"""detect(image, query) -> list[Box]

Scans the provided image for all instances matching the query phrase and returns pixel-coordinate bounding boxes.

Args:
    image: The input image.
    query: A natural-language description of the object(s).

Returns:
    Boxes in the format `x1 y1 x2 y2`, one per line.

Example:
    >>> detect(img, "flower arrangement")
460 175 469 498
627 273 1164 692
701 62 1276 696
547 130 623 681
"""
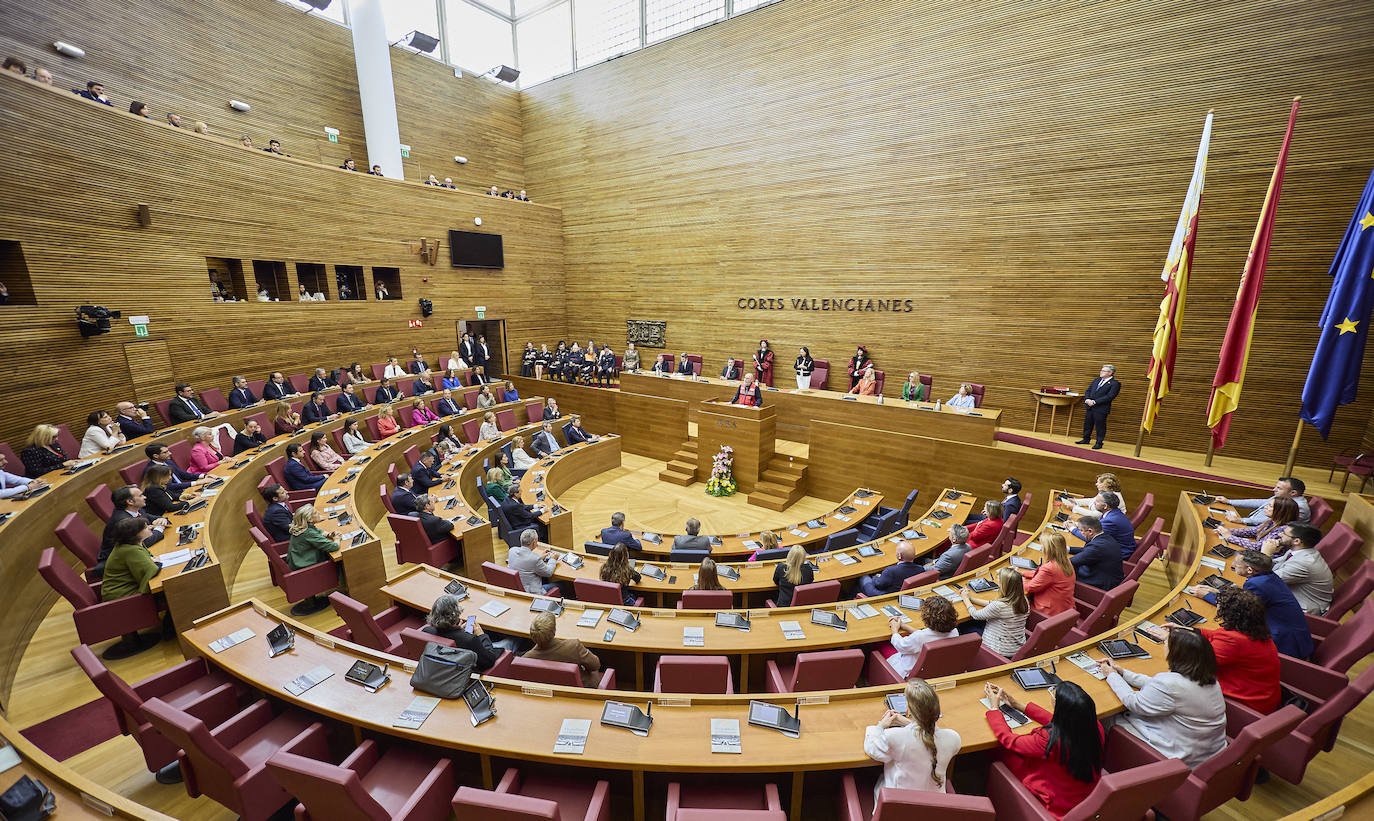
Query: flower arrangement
705 445 737 497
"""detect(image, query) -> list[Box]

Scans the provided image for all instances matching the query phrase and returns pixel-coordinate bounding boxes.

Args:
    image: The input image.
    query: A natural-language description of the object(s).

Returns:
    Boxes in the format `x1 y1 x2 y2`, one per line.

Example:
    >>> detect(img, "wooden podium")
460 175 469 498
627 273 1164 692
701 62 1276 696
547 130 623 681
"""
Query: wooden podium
697 399 775 493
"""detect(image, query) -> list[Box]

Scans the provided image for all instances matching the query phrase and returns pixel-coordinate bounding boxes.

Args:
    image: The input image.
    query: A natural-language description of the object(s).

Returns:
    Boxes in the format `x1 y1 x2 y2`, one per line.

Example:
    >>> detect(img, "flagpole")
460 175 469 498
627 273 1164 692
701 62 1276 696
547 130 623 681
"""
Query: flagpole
1133 406 1148 457
1282 420 1303 477
1205 437 1215 467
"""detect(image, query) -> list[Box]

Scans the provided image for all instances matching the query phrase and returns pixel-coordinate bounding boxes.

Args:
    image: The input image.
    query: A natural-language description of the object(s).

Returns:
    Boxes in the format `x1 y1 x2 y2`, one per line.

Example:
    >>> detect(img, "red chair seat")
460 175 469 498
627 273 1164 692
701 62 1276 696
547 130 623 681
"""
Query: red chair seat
453 767 611 821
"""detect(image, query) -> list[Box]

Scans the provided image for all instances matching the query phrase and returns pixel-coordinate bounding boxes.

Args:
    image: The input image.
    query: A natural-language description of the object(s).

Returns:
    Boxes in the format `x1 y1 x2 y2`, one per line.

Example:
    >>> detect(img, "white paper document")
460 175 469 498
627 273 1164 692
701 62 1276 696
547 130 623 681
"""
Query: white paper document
554 718 591 754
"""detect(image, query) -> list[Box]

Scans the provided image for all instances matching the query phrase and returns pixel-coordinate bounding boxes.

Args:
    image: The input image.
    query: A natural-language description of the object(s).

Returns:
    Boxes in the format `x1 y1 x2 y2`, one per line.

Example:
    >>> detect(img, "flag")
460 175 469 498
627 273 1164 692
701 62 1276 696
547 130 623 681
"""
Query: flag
1299 169 1374 438
1142 113 1212 433
1206 99 1300 450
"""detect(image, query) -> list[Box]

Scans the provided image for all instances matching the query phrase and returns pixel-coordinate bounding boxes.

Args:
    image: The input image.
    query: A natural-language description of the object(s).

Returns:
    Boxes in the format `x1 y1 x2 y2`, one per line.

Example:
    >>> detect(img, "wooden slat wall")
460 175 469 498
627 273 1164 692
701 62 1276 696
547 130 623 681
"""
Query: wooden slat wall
520 0 1374 468
0 75 565 452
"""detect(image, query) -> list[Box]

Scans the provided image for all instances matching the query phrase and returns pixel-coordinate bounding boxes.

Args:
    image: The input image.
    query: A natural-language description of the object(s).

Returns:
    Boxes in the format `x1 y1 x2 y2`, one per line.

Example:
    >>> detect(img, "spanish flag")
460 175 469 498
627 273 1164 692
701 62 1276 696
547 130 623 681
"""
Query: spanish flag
1142 113 1212 434
1206 99 1299 450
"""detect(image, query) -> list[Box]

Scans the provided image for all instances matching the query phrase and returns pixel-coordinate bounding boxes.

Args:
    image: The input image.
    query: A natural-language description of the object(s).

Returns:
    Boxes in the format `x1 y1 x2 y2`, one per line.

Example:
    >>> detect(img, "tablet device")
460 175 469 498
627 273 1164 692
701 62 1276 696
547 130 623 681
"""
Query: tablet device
967 578 998 593
1202 517 1224 529
716 564 740 581
715 612 751 631
884 693 906 713
1053 512 1069 522
1201 574 1233 590
530 598 564 615
747 700 800 737
855 490 875 498
857 545 882 558
838 505 857 515
1009 556 1039 570
1208 544 1236 559
608 609 640 631
443 579 469 599
1098 639 1150 659
345 660 390 690
897 594 923 611
930 510 951 520
601 700 653 736
267 623 295 657
350 532 367 547
462 680 496 726
1166 608 1205 627
810 609 847 631
1192 494 1216 505
945 491 962 501
639 565 666 581
1011 667 1060 691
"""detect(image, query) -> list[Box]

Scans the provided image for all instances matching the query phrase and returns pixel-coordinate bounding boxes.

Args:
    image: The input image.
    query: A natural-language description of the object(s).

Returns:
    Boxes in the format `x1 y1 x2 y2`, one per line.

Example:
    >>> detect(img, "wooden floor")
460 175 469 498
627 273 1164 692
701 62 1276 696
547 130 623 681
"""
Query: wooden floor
8 445 1372 820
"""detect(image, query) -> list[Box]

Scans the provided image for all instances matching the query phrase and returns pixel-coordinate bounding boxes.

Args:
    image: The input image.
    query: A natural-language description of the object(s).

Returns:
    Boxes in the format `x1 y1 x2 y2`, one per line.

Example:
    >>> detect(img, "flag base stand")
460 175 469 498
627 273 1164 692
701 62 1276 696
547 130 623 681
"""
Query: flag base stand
1204 438 1216 467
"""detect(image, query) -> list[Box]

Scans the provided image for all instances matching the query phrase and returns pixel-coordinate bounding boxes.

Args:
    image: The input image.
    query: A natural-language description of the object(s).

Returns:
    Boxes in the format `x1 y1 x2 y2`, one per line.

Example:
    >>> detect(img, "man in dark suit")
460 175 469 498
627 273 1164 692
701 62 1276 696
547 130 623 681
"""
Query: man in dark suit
411 451 443 491
307 368 331 392
416 494 456 543
460 333 477 370
283 444 325 491
76 81 114 106
115 402 155 439
410 348 430 375
1076 364 1121 449
855 540 922 597
731 374 762 407
1069 515 1124 590
676 353 695 376
564 415 593 445
262 372 297 401
168 383 211 424
651 354 673 374
600 512 642 552
96 485 167 575
542 399 562 420
144 444 202 493
391 473 419 515
412 371 436 395
233 419 268 454
301 392 334 424
967 478 1022 525
228 376 259 409
335 383 366 413
374 378 401 404
532 421 559 457
720 360 740 380
259 485 293 542
434 389 462 416
1072 492 1137 561
499 488 546 539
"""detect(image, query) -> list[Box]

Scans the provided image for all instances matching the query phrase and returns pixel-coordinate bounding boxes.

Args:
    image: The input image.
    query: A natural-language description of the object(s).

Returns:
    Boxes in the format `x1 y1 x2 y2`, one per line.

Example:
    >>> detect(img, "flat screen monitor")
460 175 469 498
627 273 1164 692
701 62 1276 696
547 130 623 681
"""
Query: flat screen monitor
449 230 504 269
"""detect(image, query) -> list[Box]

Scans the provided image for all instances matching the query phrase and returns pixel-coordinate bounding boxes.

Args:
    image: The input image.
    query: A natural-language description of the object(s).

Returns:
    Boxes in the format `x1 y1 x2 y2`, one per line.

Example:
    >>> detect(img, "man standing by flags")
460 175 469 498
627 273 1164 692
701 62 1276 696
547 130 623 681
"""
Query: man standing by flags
1076 365 1121 449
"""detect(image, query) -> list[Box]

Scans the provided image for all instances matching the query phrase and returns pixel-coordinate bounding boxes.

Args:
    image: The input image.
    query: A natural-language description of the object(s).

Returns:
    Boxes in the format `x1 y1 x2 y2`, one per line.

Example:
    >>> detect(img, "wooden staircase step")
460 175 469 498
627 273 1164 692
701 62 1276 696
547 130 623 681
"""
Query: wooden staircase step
747 491 792 512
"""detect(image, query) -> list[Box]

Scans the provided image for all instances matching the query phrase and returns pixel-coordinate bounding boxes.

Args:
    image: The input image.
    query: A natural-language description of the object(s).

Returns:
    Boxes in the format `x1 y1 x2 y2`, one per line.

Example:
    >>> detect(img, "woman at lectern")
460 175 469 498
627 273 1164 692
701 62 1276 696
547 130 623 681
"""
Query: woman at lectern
753 339 775 387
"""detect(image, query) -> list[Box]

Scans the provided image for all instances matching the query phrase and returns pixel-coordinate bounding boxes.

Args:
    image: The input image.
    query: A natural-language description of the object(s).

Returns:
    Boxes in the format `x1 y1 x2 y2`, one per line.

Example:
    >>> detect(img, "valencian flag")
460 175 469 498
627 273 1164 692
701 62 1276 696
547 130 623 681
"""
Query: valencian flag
1143 113 1213 433
1206 99 1299 450
1299 169 1374 438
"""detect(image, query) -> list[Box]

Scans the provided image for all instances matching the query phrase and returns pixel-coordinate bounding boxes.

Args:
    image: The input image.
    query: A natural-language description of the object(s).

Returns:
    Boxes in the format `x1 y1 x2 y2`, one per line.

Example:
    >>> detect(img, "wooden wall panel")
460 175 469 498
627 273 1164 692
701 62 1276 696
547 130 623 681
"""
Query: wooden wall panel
520 0 1374 469
0 75 564 452
508 375 688 461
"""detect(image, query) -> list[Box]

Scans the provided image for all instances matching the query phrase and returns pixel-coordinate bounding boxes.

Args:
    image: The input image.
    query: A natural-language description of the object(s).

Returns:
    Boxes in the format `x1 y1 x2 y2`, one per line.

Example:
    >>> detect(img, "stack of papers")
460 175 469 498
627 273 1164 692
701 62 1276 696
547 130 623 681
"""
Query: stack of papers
577 609 605 628
157 549 195 567
846 603 880 620
933 585 961 602
1065 651 1107 680
711 719 742 753
554 719 591 754
284 665 334 696
209 628 254 653
479 601 511 617
683 627 705 647
780 621 805 640
393 696 441 729
834 553 858 566
789 529 809 538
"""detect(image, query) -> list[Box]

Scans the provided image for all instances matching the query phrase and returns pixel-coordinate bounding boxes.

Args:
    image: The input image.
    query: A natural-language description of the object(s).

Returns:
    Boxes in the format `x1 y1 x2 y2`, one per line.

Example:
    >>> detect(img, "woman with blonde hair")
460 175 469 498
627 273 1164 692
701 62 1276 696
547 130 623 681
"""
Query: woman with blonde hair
863 678 961 799
479 411 500 441
849 364 878 396
272 400 302 437
141 463 193 516
375 404 399 438
21 424 75 478
446 349 468 372
689 557 727 591
1071 473 1127 516
771 544 815 607
484 466 509 501
287 505 339 570
1021 532 1076 617
961 567 1029 657
511 435 537 472
947 383 977 408
901 372 925 402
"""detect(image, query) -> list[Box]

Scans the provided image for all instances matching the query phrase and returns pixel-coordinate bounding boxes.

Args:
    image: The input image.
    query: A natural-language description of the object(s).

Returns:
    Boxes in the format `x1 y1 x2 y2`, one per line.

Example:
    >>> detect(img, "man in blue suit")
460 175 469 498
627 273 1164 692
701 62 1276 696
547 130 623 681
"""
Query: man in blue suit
307 368 331 393
115 402 155 439
599 512 642 552
259 485 293 542
565 415 593 445
143 443 202 493
228 376 259 409
1076 364 1121 450
1189 549 1312 658
301 392 334 424
410 451 443 491
282 444 325 491
856 540 922 597
434 389 462 416
335 383 366 413
1072 491 1136 561
1069 515 1124 590
390 473 418 515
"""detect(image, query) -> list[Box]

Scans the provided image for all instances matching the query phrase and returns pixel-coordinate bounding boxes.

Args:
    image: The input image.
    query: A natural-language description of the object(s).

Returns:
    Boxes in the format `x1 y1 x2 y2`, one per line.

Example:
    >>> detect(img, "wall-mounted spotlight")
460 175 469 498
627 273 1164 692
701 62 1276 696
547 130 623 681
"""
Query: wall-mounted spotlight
52 41 86 58
229 100 251 112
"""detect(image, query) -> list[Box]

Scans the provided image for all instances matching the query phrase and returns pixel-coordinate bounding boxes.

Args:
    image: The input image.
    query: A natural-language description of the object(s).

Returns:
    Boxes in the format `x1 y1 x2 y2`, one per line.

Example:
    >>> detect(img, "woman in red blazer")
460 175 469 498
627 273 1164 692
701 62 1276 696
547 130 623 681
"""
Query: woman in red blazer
965 500 1004 549
1021 532 1076 617
1196 587 1280 713
985 680 1104 819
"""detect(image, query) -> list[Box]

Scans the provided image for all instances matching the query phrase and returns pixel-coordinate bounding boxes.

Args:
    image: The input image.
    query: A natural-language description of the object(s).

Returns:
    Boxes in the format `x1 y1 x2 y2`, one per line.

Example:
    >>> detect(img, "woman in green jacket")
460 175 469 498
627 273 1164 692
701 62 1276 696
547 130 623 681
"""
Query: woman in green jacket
485 467 508 503
101 516 162 601
901 372 926 402
287 504 340 570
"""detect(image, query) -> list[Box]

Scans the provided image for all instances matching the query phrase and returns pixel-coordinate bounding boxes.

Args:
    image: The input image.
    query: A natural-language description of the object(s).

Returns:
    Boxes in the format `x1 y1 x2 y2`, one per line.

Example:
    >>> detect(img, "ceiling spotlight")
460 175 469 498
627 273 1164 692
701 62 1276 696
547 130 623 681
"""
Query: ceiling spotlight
52 41 86 58
482 65 520 83
392 30 440 53
229 100 251 112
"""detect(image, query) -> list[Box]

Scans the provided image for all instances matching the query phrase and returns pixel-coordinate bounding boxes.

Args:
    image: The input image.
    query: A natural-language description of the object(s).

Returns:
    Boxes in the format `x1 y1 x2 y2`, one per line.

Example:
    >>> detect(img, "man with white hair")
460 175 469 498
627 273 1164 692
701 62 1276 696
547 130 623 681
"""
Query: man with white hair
1076 364 1120 449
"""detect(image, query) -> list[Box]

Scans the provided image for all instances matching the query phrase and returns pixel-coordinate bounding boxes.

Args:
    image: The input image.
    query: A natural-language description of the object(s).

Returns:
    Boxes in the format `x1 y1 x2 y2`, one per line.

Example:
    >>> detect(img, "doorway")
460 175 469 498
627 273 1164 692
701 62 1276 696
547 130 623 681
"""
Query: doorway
458 318 507 378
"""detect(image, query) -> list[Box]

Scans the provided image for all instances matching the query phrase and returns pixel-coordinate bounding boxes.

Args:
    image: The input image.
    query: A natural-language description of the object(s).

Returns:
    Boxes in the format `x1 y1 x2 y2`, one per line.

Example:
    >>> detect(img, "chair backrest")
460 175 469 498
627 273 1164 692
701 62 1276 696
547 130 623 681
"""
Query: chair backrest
462 418 482 444
509 657 584 688
328 592 390 652
918 374 933 396
911 633 983 679
54 423 82 457
988 521 1016 557
38 548 97 609
86 482 114 522
1078 580 1139 637
1312 600 1374 673
1010 610 1079 661
0 442 18 469
1186 705 1304 816
54 512 100 568
70 644 147 726
330 427 347 455
954 544 993 575
364 415 382 440
1308 495 1333 529
899 569 939 591
403 445 421 467
492 408 514 432
370 363 386 380
216 427 235 456
247 378 267 397
250 526 292 577
583 541 614 557
153 398 175 427
1061 757 1191 821
574 578 625 606
561 422 575 442
752 547 791 561
141 697 249 803
669 548 711 563
872 370 886 394
388 463 399 486
809 360 829 390
452 785 564 820
1124 545 1161 584
686 354 703 375
398 406 416 428
168 438 191 469
264 750 387 821
895 488 920 525
380 482 396 514
787 649 864 691
1130 517 1165 563
119 459 149 486
526 402 545 424
199 388 228 412
1292 664 1374 762
790 580 841 606
966 383 985 408
288 373 309 393
1008 491 1033 530
823 528 863 552
871 789 996 821
1328 561 1374 621
1316 522 1362 573
680 589 733 610
657 655 732 694
1128 492 1155 530
482 561 524 592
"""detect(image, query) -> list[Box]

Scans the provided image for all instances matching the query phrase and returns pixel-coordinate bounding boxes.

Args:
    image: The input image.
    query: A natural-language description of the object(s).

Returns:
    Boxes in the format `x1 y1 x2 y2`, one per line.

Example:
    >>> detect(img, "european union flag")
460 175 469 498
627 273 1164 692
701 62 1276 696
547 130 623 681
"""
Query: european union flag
1301 169 1374 438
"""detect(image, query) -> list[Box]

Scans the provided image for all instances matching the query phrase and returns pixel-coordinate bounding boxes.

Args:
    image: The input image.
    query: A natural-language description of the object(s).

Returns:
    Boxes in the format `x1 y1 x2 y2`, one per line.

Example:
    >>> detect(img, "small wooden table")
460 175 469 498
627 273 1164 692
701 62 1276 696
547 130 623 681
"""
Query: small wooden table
1029 390 1083 437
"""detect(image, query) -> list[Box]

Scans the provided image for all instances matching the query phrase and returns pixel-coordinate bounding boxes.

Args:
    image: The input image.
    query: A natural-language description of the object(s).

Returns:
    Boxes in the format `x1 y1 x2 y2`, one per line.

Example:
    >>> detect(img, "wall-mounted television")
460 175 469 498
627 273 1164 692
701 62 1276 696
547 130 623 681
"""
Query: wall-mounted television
449 230 504 269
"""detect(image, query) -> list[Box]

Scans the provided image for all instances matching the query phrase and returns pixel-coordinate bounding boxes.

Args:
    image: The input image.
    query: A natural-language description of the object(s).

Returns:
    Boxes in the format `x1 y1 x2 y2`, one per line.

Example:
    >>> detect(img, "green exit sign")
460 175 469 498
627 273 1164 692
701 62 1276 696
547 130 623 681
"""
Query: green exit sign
400 145 411 159
134 324 149 337
327 133 338 143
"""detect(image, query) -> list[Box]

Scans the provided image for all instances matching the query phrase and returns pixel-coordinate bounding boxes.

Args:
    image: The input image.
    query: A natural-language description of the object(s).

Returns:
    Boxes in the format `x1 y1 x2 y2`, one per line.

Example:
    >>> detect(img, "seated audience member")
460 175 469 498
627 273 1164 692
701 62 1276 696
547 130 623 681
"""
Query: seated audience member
144 443 204 492
301 392 334 424
98 485 167 571
411 450 443 491
479 412 501 442
1098 627 1226 767
947 383 977 408
517 342 535 378
100 516 161 603
76 80 113 106
731 373 763 407
600 512 642 552
287 505 339 571
240 135 254 148
773 545 815 607
413 370 436 396
543 398 563 420
524 612 604 687
374 376 402 404
984 680 1103 819
424 174 441 186
434 389 462 416
228 375 259 409
443 178 457 188
233 418 268 454
433 423 463 453
115 401 155 439
260 485 293 542
414 494 455 544
961 567 1029 657
651 353 672 375
965 500 1004 549
562 344 583 383
1068 516 1123 590
721 357 742 381
1021 532 1076 617
864 679 961 801
346 363 371 384
298 284 312 301
597 346 618 387
968 478 1022 524
187 426 223 474
35 67 54 85
887 597 960 678
516 189 530 201
1268 523 1333 615
901 372 925 402
340 158 357 171
793 347 813 390
510 435 537 472
500 488 546 541
410 348 430 374
503 384 520 402
447 346 469 371
283 443 325 492
262 371 297 401
565 415 594 445
748 530 780 562
509 528 560 594
140 464 192 517
484 467 508 502
917 524 971 580
410 398 439 427
129 101 152 118
489 452 514 494
376 404 400 438
336 382 366 413
4 57 26 75
1216 476 1311 525
390 473 418 516
846 345 871 390
168 383 212 424
857 540 923 598
1070 491 1136 560
193 121 210 134
164 112 183 127
1195 588 1281 713
368 164 383 175
0 451 46 499
689 557 727 592
307 368 330 392
849 365 878 396
675 353 695 376
21 425 75 478
620 342 640 373
307 431 344 472
1069 473 1128 517
1188 548 1313 659
673 518 710 551
341 419 369 455
600 543 644 605
383 356 407 380
1213 496 1299 552
532 421 559 456
487 185 500 196
476 386 497 410
441 367 465 391
273 400 303 436
79 409 127 457
422 594 502 671
375 282 389 300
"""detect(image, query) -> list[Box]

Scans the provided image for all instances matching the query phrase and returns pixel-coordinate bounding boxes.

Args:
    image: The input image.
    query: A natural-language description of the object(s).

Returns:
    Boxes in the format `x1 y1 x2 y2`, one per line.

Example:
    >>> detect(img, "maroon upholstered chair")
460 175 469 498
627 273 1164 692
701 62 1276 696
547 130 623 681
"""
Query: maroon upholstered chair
71 645 239 775
462 418 482 444
1079 549 1158 610
918 374 933 399
1127 517 1165 564
764 648 864 693
953 543 994 576
1064 580 1139 645
403 445 422 467
199 388 229 412
508 657 616 690
1308 495 1333 529
1315 522 1362 573
1309 561 1374 633
1309 599 1374 674
247 378 267 397
987 754 1190 821
482 561 525 592
464 390 480 410
685 354 703 376
380 482 397 515
1127 493 1155 530
398 627 456 660
370 363 387 380
168 438 192 469
839 773 996 821
54 512 102 579
0 442 18 469
667 781 784 820
39 548 160 652
216 427 236 456
389 513 460 569
387 463 400 486
766 579 840 608
119 459 150 486
265 457 317 503
288 373 310 393
496 408 518 431
452 767 610 821
363 385 381 405
327 592 424 655
574 578 644 607
142 696 328 821
1101 704 1304 821
808 359 829 389
966 383 985 408
866 633 983 685
265 741 455 821
526 401 546 424
655 656 734 694
974 610 1079 668
330 427 348 455
85 482 114 522
153 398 176 427
872 370 886 395
251 527 337 614
678 589 734 610
54 423 82 457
